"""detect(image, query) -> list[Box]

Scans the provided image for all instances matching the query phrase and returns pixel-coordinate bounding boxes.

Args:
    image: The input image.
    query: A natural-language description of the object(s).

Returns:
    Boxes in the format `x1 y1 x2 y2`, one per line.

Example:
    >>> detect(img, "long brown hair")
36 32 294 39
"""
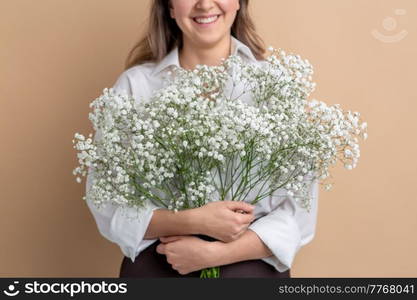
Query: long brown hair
124 0 266 70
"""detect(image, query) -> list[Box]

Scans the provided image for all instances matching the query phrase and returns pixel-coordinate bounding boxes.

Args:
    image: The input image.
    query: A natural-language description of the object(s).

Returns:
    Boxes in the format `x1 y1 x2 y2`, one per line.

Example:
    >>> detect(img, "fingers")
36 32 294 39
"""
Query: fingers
239 212 255 224
226 200 255 213
159 235 182 243
156 243 165 254
157 236 183 254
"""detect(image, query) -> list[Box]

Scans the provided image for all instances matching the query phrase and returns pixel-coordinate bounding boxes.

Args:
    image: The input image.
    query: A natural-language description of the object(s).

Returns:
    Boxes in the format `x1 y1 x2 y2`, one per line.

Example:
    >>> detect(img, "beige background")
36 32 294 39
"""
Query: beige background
1 0 416 277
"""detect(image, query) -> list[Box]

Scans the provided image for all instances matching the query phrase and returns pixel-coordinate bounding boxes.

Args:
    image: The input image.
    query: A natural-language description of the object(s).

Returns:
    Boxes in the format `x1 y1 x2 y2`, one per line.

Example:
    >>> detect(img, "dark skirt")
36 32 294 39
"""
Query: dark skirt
119 235 291 278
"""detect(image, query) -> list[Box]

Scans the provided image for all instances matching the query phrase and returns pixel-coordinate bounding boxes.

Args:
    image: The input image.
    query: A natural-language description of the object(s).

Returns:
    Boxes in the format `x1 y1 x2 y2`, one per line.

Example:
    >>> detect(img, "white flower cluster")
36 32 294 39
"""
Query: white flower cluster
72 47 368 213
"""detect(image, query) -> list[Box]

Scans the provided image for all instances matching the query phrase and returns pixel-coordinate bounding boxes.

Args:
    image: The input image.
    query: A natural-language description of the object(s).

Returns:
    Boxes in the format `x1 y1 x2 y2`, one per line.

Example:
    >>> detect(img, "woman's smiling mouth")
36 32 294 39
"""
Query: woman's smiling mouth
192 14 221 26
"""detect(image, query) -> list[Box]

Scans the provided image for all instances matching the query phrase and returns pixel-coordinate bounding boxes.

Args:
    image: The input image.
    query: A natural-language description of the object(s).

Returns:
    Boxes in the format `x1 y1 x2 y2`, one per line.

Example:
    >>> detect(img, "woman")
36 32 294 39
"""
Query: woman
86 0 319 278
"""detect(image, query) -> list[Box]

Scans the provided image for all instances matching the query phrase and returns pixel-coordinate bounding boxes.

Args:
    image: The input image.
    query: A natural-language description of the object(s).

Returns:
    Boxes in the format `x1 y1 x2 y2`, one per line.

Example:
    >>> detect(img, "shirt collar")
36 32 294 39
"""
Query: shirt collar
150 36 258 77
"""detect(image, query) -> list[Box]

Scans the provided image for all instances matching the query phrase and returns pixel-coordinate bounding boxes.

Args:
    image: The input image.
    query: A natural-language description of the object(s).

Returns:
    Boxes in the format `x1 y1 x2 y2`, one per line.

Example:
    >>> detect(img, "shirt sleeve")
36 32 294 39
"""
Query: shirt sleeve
248 172 319 272
85 70 162 263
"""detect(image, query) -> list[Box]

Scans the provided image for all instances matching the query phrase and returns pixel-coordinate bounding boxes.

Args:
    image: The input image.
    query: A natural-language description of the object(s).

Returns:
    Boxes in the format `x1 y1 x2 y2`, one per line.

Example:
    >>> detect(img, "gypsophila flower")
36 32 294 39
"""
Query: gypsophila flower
73 47 368 216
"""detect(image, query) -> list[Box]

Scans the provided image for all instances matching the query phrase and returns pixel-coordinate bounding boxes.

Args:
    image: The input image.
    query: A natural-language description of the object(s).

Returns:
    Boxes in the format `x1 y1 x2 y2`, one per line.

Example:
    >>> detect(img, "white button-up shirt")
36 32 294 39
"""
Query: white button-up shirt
86 36 319 273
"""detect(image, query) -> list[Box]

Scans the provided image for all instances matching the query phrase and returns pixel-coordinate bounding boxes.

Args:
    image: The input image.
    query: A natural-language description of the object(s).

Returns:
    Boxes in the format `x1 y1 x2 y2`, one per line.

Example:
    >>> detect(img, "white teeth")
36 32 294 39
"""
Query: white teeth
194 15 219 24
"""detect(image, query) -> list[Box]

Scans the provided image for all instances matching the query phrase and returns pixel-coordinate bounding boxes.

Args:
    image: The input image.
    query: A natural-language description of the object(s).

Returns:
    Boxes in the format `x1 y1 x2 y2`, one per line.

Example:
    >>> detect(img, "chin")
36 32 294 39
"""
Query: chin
193 33 228 46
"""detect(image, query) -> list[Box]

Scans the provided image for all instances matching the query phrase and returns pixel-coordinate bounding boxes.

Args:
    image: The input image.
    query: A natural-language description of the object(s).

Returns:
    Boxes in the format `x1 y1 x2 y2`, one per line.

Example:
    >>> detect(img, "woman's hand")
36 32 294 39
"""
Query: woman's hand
156 235 219 275
194 200 256 242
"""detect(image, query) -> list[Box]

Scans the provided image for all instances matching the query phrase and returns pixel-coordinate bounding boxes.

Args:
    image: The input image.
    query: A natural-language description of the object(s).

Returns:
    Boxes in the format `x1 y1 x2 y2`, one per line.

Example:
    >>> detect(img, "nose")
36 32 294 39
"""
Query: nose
195 0 215 11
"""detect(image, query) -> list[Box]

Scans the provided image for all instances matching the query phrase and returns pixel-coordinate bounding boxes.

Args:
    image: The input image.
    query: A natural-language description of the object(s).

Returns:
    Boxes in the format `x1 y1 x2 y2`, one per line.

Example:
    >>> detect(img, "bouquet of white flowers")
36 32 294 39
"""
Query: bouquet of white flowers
72 47 368 278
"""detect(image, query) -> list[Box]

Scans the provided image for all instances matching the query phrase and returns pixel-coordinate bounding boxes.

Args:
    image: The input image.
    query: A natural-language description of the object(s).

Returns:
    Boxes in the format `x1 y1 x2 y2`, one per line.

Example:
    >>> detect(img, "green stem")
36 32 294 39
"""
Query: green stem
200 266 220 278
